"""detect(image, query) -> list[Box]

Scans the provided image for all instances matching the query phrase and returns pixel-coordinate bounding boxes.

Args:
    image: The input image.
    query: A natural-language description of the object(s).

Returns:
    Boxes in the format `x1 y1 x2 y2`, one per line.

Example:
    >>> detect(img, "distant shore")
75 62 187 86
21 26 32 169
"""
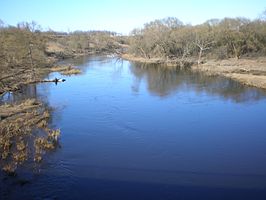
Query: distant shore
122 54 266 90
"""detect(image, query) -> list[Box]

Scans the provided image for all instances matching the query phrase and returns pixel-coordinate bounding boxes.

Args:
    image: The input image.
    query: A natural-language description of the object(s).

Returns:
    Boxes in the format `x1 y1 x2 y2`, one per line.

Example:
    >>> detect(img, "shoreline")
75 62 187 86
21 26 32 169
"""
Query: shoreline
122 54 266 90
191 58 266 90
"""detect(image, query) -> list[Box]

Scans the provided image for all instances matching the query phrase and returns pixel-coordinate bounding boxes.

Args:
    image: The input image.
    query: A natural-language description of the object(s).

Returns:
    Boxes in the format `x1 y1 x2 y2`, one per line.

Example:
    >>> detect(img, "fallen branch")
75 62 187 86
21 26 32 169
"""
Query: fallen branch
26 78 66 84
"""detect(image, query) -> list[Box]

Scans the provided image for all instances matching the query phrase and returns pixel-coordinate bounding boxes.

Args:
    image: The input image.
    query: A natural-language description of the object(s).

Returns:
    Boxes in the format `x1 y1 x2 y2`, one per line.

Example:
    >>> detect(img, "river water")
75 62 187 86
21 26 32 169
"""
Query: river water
1 56 266 199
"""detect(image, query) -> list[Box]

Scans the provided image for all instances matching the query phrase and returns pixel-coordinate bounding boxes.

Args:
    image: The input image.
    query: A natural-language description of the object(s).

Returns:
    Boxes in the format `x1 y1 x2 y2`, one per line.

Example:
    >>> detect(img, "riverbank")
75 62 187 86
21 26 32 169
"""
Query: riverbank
121 53 189 67
0 64 81 96
122 54 266 90
0 46 83 174
0 99 60 174
0 40 84 96
191 58 266 89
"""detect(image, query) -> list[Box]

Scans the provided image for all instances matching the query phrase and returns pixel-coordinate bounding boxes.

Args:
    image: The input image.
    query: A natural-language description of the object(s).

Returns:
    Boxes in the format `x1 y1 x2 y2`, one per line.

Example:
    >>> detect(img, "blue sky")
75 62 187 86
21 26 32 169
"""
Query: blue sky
0 0 265 34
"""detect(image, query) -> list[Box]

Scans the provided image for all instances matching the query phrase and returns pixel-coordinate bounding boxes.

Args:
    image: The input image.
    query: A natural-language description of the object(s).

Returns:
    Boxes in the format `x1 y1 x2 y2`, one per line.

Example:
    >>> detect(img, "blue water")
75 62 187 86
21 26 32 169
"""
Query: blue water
1 56 266 200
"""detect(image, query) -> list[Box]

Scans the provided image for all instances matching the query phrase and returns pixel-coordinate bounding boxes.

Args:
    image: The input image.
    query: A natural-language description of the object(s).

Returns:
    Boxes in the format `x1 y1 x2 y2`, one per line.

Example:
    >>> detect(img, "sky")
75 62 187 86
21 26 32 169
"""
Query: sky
0 0 265 34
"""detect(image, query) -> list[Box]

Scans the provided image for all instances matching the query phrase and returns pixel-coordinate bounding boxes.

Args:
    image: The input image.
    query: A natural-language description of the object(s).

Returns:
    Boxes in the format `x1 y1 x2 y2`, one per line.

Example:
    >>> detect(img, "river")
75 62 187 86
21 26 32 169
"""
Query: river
1 56 266 200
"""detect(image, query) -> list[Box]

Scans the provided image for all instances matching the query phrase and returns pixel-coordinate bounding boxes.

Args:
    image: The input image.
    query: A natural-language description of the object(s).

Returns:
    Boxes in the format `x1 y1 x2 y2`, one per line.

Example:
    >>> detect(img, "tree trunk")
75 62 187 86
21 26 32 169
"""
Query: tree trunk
28 44 35 79
197 48 203 65
139 47 148 59
232 43 240 60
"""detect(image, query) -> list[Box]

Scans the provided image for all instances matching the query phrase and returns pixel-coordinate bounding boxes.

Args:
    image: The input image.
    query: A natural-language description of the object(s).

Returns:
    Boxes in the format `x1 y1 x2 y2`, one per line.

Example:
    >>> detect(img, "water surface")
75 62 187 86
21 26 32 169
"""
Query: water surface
1 56 266 200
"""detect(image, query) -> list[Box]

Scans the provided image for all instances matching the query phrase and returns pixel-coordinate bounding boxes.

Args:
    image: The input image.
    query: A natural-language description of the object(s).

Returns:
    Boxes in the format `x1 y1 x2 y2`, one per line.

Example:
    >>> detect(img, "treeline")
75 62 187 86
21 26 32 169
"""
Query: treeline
1 14 266 93
45 30 126 59
0 21 124 94
129 16 266 66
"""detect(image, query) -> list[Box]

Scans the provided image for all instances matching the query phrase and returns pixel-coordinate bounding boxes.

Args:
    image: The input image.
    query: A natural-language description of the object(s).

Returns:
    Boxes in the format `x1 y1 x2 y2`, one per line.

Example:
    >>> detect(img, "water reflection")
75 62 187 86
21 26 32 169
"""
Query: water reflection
0 84 38 104
129 62 266 102
59 55 117 69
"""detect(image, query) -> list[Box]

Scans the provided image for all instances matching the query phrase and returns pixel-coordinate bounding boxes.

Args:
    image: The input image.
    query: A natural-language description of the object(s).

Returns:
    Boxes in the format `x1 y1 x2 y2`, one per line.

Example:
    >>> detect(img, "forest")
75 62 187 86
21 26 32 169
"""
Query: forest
128 16 266 66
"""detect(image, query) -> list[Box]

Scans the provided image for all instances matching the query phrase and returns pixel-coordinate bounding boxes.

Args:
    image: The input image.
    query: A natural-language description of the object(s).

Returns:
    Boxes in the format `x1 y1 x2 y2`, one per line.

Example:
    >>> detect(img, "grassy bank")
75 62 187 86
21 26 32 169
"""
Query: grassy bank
121 53 194 67
0 99 60 174
122 53 266 90
191 58 266 89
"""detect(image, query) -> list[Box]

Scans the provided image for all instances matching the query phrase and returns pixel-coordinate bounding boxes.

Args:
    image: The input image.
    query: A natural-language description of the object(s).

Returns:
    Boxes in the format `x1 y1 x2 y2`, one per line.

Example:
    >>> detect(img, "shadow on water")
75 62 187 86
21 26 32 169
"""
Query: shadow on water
59 55 115 68
1 174 266 200
129 62 266 103
0 84 40 105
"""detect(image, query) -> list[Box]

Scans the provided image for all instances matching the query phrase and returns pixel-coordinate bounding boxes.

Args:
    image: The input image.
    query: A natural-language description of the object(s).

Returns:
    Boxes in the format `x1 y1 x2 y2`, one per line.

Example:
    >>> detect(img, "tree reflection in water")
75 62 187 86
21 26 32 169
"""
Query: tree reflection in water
129 62 266 103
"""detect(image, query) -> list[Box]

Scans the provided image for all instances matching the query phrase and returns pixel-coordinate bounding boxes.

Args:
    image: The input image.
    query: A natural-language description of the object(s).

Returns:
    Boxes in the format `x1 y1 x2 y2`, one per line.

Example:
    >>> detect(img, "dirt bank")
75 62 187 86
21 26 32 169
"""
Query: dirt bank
191 58 266 89
122 54 266 90
122 54 166 64
121 53 189 67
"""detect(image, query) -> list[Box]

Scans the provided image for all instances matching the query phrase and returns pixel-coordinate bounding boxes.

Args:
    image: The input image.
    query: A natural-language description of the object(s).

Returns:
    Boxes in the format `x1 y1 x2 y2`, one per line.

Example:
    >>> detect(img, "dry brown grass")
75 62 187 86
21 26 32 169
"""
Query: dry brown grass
45 42 66 54
224 73 266 89
0 99 60 174
60 68 81 75
192 58 266 89
122 54 165 64
50 65 71 72
123 54 266 89
50 65 81 75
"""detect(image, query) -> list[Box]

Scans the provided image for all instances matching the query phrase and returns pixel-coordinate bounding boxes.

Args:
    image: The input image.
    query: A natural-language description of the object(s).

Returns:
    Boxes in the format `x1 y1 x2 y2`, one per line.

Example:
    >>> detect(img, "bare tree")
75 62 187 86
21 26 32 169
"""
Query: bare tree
193 26 215 65
194 40 215 65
